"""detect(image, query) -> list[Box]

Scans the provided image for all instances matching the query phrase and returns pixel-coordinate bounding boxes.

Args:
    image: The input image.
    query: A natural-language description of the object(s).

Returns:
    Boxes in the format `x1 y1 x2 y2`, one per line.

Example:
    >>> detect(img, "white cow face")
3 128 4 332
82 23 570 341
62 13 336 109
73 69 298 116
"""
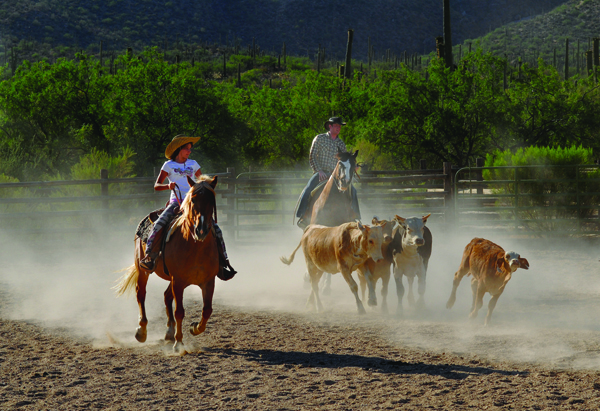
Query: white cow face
504 251 530 272
394 214 431 248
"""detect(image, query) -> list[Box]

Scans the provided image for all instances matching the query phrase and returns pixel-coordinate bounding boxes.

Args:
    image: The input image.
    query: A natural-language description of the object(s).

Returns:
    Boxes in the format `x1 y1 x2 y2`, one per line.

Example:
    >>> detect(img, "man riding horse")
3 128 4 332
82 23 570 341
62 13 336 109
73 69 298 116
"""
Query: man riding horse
295 117 361 228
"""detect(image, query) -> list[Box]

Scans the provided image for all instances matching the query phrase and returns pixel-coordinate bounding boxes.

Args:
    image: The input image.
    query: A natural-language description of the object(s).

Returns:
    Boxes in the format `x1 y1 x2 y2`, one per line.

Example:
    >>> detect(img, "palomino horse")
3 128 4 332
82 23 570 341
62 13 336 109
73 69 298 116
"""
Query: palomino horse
114 175 220 353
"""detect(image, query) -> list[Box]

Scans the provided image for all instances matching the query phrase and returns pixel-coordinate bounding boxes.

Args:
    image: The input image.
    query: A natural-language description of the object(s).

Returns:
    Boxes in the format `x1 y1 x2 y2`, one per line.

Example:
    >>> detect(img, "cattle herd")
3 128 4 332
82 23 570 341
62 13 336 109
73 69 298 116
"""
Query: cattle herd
281 214 529 325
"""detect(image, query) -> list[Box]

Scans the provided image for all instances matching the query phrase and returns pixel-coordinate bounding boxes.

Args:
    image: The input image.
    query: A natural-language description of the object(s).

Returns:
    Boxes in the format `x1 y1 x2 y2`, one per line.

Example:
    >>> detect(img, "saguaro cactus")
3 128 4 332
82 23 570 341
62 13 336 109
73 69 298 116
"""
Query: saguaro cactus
443 0 453 68
344 29 354 79
564 38 569 80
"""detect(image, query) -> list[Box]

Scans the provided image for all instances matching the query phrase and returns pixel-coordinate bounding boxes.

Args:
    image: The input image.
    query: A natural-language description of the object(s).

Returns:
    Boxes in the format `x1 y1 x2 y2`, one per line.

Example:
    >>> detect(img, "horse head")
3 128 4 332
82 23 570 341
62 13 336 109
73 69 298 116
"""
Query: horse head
333 148 359 192
182 175 218 242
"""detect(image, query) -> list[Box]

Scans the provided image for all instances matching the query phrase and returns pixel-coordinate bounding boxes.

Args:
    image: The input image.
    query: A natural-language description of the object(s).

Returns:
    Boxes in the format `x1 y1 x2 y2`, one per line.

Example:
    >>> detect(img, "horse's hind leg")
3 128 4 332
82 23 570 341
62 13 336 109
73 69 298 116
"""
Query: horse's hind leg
164 284 176 342
135 267 149 343
191 278 215 336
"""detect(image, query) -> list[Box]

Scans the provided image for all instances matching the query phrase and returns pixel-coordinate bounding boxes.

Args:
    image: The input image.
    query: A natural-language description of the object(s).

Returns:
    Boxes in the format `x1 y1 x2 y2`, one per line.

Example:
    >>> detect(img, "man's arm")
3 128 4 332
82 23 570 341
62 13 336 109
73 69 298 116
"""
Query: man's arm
309 135 320 174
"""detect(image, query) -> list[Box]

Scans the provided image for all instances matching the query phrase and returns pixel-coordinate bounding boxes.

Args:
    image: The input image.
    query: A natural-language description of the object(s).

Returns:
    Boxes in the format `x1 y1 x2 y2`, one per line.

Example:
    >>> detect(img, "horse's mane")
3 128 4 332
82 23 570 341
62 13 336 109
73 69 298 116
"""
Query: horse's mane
179 175 215 241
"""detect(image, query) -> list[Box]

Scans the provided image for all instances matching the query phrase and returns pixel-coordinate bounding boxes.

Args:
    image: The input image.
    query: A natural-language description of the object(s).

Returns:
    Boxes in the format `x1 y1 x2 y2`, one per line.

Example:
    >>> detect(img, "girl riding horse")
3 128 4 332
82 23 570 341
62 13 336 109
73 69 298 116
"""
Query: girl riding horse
139 135 236 277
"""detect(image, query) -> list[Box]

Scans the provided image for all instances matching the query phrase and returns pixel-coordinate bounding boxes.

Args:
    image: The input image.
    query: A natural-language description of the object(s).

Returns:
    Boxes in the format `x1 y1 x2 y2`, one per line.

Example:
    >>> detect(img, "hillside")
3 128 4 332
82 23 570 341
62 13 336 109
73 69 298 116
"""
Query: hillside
461 0 600 69
0 0 567 62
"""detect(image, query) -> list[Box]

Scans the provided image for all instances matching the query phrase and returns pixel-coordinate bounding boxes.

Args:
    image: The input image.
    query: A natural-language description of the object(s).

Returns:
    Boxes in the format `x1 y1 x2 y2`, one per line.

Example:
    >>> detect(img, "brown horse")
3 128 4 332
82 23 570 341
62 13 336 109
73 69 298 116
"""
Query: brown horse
114 175 220 354
306 148 360 228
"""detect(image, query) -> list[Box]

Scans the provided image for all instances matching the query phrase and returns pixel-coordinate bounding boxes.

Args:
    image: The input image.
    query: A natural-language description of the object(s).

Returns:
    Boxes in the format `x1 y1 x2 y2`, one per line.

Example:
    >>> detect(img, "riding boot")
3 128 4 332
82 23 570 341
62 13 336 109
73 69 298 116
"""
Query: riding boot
216 241 237 281
140 251 159 271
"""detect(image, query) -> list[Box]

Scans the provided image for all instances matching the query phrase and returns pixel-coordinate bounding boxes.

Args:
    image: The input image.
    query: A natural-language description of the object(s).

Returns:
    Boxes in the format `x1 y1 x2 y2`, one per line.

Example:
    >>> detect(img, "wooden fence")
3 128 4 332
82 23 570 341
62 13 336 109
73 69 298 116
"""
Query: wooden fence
0 164 454 242
1 163 598 243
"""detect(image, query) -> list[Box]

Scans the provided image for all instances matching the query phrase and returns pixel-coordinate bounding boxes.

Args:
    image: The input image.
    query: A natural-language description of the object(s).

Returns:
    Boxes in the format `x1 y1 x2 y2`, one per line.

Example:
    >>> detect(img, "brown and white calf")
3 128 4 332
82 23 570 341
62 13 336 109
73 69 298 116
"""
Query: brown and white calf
281 222 384 314
357 217 396 314
446 238 530 326
391 214 432 314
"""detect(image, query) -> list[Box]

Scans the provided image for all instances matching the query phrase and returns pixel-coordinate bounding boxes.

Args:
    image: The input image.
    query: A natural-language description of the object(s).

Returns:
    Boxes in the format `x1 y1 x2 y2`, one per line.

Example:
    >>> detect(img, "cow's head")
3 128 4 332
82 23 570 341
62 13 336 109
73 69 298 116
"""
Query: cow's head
500 251 529 273
357 221 384 262
371 216 396 244
393 214 430 248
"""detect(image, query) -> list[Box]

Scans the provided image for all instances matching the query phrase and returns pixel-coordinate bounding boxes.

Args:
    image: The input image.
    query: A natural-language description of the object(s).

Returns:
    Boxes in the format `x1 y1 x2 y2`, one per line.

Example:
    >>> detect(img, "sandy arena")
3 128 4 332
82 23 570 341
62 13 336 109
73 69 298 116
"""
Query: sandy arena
2 220 600 410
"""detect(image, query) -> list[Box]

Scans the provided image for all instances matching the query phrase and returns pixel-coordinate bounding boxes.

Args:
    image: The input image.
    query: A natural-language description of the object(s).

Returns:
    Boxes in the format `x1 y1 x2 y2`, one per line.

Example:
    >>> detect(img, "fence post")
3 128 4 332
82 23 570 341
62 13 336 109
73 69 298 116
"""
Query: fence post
419 159 427 171
443 162 454 226
226 167 236 241
476 157 484 195
101 169 109 223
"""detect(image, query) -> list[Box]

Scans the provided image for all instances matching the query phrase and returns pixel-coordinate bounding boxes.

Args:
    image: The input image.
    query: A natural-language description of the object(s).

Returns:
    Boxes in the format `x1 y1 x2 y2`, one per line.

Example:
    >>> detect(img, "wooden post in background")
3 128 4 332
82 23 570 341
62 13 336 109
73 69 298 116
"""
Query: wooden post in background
101 169 109 224
443 162 454 226
476 157 484 195
224 167 236 241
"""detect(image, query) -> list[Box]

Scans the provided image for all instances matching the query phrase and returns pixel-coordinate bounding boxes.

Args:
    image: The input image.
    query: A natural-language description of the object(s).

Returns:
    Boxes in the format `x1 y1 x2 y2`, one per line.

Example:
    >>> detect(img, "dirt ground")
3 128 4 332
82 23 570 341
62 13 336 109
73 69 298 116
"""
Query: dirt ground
2 226 600 410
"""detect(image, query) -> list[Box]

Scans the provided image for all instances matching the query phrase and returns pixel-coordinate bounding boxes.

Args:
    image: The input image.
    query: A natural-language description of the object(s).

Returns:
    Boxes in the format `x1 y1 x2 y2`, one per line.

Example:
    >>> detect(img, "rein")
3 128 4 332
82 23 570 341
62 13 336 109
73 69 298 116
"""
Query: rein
172 183 184 207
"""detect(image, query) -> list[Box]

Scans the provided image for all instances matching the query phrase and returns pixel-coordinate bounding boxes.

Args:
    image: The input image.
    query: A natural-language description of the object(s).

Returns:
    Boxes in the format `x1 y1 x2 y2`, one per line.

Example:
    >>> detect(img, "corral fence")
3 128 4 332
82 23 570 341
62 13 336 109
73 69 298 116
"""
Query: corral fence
0 162 598 244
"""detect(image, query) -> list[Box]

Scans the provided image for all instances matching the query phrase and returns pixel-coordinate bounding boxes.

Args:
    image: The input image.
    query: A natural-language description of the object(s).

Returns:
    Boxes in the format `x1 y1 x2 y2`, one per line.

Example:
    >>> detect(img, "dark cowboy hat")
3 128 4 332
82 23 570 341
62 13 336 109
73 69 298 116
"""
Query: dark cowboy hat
165 134 201 159
324 117 347 130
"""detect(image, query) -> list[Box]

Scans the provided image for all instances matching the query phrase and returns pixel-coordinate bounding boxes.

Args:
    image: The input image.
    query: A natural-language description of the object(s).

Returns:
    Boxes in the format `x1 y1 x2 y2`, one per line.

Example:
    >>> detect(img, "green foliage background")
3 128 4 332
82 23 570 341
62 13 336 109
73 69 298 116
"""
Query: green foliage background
1 48 600 182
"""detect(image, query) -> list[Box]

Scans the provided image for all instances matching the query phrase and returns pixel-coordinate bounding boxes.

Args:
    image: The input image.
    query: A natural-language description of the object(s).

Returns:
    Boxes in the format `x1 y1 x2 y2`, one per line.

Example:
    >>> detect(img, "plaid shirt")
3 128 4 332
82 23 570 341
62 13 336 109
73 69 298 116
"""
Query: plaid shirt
309 132 347 175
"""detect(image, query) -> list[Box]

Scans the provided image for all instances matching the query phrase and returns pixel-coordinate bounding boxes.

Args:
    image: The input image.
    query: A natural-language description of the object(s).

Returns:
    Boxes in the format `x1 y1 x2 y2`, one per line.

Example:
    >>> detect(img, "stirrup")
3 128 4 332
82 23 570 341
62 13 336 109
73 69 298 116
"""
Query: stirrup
297 217 308 229
217 260 237 281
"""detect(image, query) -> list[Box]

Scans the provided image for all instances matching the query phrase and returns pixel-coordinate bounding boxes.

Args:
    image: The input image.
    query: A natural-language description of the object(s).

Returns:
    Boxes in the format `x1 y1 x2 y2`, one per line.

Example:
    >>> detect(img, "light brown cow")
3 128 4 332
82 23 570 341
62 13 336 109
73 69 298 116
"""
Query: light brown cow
281 222 384 314
446 238 530 326
357 217 396 314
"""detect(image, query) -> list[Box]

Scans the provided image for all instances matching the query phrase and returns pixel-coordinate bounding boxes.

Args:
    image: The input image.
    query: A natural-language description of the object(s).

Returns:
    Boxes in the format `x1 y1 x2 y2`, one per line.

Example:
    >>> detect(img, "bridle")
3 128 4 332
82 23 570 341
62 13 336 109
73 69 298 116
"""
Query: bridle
190 181 218 242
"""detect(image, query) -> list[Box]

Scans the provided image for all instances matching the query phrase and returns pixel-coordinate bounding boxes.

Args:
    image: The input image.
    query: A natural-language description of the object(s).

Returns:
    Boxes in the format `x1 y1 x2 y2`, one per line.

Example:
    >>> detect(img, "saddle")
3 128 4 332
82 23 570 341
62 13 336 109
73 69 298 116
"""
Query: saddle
135 207 169 244
135 207 235 281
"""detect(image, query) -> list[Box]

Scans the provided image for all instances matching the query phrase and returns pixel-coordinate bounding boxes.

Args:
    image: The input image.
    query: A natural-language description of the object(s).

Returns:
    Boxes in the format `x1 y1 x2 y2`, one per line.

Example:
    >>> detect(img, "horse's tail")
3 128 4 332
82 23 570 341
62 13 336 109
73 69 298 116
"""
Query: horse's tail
280 241 302 266
113 264 140 297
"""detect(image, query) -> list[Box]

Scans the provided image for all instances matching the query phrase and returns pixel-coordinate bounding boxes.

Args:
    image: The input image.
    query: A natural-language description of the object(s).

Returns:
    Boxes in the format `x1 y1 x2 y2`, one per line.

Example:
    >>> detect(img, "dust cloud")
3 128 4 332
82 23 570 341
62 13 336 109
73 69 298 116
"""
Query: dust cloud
2 209 600 370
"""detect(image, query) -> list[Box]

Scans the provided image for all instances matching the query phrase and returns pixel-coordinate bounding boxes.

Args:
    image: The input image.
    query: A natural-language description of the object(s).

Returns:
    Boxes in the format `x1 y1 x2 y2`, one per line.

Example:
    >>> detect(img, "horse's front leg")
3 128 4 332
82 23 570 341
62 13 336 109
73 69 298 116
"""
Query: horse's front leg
135 266 149 343
171 281 187 354
164 285 176 342
190 278 215 336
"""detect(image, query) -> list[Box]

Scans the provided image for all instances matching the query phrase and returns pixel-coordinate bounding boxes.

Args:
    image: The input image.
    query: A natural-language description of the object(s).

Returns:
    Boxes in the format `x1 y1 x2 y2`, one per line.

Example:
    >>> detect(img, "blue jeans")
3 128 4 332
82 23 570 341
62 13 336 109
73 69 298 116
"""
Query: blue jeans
296 173 361 221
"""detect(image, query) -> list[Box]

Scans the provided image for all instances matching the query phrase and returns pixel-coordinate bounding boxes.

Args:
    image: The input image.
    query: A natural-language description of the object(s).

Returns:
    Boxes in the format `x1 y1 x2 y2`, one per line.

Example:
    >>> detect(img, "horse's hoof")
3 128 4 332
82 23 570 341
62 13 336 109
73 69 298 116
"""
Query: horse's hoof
357 305 367 315
173 341 187 355
190 321 206 336
368 298 377 307
135 327 147 343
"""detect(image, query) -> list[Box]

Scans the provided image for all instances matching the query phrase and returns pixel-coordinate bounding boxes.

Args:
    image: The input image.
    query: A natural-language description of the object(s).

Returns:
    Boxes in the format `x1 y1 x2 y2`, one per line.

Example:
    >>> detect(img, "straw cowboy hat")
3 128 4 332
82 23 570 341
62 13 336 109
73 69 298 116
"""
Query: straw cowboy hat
165 135 201 159
324 116 347 130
